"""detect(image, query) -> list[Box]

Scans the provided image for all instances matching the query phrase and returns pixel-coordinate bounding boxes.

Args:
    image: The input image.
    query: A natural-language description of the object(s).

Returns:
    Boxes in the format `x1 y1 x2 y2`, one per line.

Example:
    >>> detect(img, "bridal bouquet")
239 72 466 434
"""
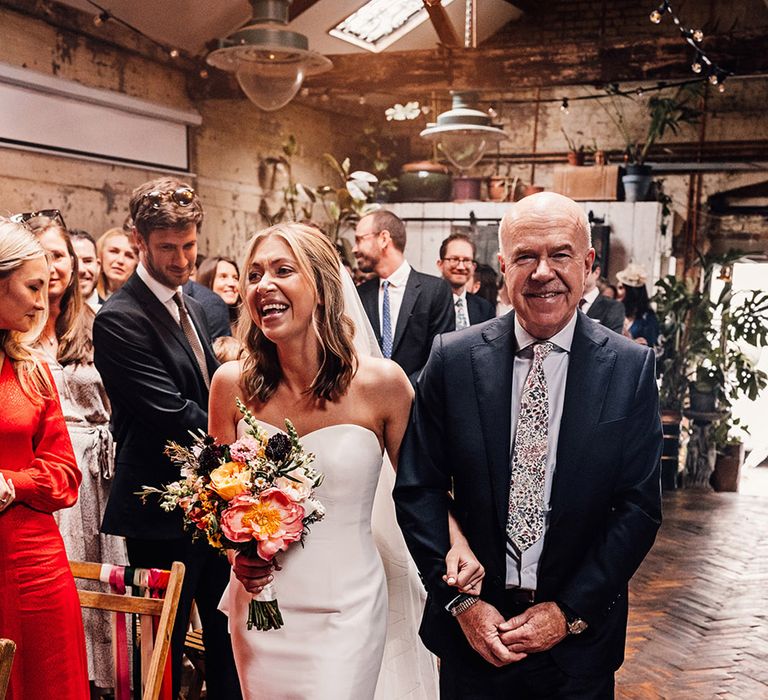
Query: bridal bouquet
139 399 325 630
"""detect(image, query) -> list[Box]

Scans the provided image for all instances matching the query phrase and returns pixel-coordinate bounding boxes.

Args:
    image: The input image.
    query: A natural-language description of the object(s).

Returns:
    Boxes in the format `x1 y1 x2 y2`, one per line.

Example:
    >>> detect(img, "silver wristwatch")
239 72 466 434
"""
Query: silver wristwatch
557 603 588 635
449 594 480 617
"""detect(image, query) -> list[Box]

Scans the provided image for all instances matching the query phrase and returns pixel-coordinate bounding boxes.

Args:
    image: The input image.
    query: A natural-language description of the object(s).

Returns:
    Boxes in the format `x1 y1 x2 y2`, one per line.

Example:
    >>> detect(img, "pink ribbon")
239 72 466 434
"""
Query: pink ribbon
107 565 131 700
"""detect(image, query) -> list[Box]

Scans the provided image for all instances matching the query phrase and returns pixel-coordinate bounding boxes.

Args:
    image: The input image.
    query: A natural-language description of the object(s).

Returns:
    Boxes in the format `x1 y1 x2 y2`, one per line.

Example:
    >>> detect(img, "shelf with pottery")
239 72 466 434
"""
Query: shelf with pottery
384 201 670 291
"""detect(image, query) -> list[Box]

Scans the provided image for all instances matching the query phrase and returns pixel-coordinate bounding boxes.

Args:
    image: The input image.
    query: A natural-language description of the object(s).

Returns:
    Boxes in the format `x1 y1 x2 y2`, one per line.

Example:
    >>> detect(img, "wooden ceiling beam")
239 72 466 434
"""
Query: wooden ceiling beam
298 31 768 94
288 0 324 21
423 0 462 47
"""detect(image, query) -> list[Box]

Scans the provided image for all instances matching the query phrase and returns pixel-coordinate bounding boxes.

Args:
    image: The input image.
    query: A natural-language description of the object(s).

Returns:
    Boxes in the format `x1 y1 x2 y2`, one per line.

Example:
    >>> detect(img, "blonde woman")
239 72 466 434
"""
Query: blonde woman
211 223 480 699
96 227 138 300
0 217 89 700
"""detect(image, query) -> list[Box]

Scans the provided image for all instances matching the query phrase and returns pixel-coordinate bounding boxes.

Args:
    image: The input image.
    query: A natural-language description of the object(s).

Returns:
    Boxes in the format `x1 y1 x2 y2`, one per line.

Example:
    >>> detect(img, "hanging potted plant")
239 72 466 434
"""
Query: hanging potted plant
597 84 700 201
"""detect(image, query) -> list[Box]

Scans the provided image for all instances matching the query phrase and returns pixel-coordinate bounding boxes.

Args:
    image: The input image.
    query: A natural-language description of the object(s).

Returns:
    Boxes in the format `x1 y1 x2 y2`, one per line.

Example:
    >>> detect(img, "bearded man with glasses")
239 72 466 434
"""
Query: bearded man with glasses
93 177 241 699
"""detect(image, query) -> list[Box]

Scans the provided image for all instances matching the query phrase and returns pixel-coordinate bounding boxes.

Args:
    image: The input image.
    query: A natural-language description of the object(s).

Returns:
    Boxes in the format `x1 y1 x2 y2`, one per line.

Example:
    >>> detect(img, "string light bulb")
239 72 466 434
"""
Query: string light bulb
649 9 663 23
93 11 109 27
718 81 726 93
708 71 719 86
560 97 569 113
692 28 704 42
199 68 209 79
169 48 180 59
691 54 703 73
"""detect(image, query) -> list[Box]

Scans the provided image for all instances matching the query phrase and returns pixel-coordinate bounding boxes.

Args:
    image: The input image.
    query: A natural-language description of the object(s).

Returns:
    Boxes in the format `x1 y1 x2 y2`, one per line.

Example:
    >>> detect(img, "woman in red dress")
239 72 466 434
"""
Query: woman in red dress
0 217 90 700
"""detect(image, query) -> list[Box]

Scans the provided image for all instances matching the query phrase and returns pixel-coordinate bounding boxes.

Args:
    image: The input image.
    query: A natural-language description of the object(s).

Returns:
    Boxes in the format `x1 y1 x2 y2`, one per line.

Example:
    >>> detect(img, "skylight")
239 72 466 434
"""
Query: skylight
329 0 456 53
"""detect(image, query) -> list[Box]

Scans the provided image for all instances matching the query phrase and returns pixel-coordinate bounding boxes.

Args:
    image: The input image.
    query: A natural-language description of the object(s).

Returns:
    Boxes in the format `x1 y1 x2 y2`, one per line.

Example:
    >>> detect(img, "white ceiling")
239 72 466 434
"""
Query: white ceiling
57 0 519 56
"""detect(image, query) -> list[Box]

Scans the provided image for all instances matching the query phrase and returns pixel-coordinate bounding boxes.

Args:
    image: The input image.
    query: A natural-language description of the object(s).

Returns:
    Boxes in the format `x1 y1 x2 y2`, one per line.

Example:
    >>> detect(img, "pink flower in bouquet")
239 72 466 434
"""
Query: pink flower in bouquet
229 437 264 463
221 489 305 560
209 461 252 501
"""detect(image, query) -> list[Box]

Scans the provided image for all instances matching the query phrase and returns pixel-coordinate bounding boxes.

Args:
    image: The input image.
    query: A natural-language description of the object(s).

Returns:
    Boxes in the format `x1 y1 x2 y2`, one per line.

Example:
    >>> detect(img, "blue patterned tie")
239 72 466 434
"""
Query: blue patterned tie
381 280 393 359
455 297 470 330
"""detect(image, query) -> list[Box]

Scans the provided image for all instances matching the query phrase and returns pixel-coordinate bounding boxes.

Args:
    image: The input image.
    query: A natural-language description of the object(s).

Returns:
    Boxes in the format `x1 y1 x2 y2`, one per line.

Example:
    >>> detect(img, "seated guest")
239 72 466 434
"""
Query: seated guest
436 233 495 329
29 214 127 695
0 216 90 700
70 229 101 310
617 263 659 346
212 334 242 363
96 228 138 300
196 255 240 332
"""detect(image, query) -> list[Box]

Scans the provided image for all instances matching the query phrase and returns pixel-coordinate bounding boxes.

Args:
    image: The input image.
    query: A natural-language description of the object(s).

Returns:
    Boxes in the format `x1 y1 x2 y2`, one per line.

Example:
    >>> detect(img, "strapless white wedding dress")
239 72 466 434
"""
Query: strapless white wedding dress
220 420 437 700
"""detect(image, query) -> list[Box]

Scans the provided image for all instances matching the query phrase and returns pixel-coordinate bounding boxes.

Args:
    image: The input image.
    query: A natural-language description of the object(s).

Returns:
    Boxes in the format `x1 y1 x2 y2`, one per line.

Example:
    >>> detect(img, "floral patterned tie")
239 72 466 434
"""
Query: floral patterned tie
507 341 554 551
455 297 470 330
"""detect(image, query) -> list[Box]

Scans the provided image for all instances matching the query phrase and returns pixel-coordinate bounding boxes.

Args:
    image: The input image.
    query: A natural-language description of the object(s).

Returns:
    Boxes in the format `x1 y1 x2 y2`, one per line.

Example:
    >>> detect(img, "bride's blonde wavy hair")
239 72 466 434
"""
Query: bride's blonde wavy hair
0 217 52 399
238 222 357 404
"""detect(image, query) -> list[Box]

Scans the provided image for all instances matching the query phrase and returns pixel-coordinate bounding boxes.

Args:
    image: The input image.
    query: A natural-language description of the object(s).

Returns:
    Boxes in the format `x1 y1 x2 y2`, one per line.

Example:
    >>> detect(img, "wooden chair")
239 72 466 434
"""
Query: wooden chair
69 560 184 700
0 639 16 700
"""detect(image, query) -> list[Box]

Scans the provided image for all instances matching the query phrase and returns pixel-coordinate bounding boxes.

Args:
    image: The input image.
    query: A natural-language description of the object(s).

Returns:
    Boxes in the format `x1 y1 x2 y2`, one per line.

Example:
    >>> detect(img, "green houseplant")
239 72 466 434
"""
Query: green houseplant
653 251 768 489
598 84 700 200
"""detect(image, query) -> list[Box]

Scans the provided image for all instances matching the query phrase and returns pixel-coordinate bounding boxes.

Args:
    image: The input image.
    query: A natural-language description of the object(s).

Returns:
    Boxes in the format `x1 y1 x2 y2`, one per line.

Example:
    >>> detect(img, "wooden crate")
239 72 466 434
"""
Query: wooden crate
552 164 620 201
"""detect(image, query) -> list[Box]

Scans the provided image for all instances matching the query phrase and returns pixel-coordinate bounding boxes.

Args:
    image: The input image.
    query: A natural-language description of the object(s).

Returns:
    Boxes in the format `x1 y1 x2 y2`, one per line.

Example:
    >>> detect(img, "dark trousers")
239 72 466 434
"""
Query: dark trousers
439 653 614 700
126 537 242 700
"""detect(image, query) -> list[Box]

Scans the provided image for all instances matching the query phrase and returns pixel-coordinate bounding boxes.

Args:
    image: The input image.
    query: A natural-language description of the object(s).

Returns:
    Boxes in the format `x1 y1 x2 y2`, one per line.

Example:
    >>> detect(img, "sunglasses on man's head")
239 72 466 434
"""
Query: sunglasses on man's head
142 187 196 209
10 209 67 230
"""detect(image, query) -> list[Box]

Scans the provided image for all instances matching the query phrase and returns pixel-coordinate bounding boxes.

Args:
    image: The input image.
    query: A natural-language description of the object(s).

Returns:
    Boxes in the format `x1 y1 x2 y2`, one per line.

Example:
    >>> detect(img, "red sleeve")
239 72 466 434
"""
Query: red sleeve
3 384 81 513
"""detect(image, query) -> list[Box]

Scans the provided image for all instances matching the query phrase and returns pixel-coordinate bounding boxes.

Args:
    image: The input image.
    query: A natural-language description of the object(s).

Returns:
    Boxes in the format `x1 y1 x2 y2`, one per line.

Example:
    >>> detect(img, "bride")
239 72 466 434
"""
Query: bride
209 223 482 699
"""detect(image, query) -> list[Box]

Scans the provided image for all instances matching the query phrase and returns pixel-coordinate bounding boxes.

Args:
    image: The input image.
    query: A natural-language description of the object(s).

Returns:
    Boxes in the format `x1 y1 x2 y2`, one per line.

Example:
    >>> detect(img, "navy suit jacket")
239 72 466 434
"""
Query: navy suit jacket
94 273 220 539
394 311 662 675
183 280 232 340
466 292 496 325
357 268 454 383
586 294 626 335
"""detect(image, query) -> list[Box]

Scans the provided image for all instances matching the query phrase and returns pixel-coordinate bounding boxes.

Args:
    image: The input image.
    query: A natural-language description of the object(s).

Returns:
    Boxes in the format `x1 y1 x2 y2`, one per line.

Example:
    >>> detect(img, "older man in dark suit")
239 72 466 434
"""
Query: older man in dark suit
94 177 241 699
395 192 662 698
354 210 454 383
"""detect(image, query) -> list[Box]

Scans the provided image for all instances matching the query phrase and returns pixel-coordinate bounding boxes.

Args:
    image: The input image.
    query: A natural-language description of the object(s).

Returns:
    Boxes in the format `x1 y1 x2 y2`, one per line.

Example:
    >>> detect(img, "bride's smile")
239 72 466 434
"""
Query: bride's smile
245 236 318 343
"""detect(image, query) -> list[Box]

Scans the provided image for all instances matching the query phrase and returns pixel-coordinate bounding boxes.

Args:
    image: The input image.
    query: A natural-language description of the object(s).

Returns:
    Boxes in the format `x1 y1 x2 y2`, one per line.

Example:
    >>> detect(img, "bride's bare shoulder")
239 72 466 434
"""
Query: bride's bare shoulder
354 355 412 396
211 360 246 393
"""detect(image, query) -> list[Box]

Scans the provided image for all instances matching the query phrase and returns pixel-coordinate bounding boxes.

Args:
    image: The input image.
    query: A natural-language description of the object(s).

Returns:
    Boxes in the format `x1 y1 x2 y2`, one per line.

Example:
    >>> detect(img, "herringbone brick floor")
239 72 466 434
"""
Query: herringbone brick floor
616 488 768 699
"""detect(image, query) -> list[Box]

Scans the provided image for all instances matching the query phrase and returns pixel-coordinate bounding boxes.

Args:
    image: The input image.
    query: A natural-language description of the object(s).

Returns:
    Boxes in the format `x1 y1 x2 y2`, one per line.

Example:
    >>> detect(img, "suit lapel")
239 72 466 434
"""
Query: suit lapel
549 314 615 521
392 271 420 355
586 295 604 320
127 276 208 381
471 313 516 533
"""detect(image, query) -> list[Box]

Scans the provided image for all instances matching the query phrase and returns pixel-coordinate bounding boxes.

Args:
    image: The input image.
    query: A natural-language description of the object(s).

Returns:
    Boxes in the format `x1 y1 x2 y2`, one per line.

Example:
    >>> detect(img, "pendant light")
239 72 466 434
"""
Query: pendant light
420 92 506 171
207 0 332 112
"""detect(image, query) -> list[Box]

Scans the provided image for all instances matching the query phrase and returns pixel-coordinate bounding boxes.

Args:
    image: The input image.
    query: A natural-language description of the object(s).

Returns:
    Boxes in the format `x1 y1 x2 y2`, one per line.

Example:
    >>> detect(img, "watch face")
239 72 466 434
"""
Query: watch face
569 618 588 635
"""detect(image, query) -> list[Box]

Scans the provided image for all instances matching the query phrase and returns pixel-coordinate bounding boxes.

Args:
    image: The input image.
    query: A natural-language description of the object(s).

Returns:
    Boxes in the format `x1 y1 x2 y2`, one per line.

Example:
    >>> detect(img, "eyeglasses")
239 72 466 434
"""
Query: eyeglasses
442 256 476 267
142 187 196 209
353 231 380 245
10 209 67 230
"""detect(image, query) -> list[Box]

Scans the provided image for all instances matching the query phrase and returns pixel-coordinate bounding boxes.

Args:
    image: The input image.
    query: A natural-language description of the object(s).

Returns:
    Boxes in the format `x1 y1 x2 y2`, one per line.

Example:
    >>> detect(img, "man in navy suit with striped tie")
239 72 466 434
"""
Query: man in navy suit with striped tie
354 210 455 384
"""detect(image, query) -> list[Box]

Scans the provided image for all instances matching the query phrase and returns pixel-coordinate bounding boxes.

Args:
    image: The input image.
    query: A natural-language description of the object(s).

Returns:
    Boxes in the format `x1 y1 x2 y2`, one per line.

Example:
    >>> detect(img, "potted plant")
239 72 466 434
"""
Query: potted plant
560 128 586 166
654 251 768 490
598 84 700 201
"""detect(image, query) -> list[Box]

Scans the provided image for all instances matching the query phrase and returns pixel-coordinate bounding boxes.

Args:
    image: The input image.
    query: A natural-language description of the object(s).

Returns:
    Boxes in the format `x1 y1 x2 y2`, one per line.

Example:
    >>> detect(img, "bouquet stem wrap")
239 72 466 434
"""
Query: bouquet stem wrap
248 582 284 631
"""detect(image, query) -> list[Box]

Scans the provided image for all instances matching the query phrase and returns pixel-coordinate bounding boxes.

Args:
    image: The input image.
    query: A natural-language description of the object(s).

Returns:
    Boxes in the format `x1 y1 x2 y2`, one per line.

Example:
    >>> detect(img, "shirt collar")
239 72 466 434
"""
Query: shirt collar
453 289 468 303
137 262 181 304
514 310 578 354
583 287 600 305
382 260 411 288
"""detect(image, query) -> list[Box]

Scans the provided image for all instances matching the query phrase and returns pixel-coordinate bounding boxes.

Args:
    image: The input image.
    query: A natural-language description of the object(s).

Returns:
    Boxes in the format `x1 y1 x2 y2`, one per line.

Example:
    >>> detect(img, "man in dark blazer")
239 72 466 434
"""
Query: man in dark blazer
395 193 662 698
436 232 495 328
94 177 241 699
582 255 626 335
354 210 454 383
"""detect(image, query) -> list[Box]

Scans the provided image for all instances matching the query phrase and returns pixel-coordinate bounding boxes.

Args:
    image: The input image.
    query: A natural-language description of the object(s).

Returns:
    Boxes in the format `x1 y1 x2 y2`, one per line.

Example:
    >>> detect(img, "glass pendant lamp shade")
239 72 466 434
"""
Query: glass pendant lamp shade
207 1 332 112
421 92 505 171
